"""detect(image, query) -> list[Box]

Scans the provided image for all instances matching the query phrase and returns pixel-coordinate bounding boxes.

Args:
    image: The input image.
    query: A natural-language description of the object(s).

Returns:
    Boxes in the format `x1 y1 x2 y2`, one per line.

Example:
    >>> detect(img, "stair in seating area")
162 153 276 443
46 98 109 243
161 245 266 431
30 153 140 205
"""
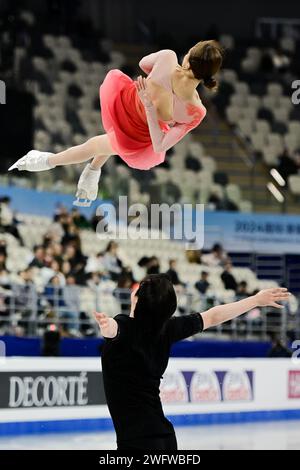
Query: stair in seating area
193 106 299 213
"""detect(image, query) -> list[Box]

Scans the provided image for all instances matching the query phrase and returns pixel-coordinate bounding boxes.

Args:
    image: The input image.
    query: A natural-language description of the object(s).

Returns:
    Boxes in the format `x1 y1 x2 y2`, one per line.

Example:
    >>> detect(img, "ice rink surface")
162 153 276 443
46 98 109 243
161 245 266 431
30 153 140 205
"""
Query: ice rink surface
0 421 300 450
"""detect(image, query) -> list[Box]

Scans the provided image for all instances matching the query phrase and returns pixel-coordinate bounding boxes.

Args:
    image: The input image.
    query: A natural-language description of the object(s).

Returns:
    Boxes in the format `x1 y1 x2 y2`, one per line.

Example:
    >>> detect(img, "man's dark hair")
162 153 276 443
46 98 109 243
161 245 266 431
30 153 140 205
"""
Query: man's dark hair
134 274 177 334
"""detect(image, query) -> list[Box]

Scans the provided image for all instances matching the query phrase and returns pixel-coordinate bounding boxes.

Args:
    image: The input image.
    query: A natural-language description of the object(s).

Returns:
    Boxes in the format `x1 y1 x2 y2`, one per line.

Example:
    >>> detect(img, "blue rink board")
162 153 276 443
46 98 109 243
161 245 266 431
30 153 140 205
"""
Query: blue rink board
2 410 300 436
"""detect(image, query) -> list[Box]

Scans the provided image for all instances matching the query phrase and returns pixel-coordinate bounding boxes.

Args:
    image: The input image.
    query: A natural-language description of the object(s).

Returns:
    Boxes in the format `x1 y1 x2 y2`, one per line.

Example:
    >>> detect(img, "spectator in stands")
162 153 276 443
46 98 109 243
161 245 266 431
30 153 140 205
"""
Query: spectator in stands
0 283 10 330
71 208 91 229
52 241 63 260
0 197 24 245
44 244 56 266
62 243 87 285
0 267 10 286
87 272 104 290
236 281 250 299
136 256 150 279
43 275 64 307
0 240 7 256
221 262 237 291
42 328 61 357
63 274 80 334
61 221 81 247
267 334 292 358
13 267 37 334
186 249 202 264
85 251 107 275
166 259 184 287
0 265 12 330
40 259 66 287
56 204 70 219
202 243 228 267
271 47 291 74
146 256 160 275
103 241 123 281
61 260 71 277
195 271 210 295
45 223 64 244
43 275 77 335
29 245 45 268
113 274 133 315
0 251 7 272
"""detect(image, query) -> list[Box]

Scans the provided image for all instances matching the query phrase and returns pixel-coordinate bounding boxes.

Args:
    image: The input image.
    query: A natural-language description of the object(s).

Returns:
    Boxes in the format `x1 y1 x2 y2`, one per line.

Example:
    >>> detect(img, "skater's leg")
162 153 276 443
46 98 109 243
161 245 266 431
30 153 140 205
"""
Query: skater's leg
73 154 112 207
90 154 111 170
8 135 114 172
72 137 115 207
49 135 114 167
8 133 117 208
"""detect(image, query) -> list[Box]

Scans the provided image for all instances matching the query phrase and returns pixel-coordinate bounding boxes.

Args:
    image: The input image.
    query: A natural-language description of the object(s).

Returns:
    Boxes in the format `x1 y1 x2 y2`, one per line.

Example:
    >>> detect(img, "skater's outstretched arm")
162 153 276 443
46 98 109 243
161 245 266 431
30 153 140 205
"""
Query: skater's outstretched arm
136 76 206 153
201 288 290 330
163 288 289 343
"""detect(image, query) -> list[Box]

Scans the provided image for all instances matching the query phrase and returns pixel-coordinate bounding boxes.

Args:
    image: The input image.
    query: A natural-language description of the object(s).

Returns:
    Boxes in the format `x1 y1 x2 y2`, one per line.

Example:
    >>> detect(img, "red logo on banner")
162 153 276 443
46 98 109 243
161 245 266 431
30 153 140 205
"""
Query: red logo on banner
190 372 221 402
160 372 188 404
288 371 300 399
222 371 253 401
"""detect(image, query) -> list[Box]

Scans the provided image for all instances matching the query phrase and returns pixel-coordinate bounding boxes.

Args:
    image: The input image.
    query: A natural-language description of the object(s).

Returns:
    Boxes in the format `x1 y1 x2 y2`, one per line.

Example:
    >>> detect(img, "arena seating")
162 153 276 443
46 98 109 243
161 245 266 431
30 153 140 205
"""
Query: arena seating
1 211 280 320
11 15 252 212
216 34 300 204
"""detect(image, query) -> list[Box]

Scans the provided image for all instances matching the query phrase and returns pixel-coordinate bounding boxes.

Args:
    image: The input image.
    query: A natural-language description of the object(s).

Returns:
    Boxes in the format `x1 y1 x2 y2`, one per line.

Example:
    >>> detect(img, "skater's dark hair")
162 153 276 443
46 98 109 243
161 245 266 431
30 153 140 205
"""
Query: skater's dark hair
134 274 177 334
188 40 224 90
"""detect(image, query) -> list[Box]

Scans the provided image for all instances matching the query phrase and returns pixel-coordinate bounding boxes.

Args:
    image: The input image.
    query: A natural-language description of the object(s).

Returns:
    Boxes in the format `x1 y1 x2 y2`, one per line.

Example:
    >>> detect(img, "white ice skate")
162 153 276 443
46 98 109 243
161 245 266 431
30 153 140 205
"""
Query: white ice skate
73 163 101 207
8 150 54 172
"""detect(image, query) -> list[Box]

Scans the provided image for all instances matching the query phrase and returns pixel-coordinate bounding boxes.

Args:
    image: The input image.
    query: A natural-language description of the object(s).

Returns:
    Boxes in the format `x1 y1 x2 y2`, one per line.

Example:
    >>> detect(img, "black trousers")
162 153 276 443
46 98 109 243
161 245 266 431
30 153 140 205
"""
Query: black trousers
117 433 178 451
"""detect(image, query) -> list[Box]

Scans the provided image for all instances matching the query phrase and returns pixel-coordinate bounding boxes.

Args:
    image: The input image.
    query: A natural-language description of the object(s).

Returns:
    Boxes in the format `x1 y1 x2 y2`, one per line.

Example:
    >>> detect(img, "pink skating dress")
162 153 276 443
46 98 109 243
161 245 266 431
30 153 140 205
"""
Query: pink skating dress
99 49 207 170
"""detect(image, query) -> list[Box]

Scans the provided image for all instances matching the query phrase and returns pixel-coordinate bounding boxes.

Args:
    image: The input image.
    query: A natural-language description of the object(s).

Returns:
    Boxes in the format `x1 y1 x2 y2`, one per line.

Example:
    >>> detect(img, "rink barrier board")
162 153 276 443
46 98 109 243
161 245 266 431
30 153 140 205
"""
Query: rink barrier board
0 357 300 436
1 410 300 436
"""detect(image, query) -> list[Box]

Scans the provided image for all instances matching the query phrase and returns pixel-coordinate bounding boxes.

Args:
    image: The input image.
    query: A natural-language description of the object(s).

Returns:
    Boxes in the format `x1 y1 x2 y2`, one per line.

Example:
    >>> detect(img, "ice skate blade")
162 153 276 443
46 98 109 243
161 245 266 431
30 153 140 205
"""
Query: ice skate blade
73 197 92 208
8 162 21 171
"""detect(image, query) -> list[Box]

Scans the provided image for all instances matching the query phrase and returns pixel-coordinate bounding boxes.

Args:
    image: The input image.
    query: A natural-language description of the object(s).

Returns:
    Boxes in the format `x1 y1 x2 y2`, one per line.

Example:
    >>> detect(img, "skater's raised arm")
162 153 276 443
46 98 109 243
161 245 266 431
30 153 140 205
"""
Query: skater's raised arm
136 76 206 153
139 49 177 75
201 288 290 330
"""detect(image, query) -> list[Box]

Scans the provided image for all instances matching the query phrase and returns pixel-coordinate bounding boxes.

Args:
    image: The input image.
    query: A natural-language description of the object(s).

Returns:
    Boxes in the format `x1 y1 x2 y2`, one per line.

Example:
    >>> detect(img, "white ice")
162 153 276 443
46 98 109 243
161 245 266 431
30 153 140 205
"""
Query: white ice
0 421 300 450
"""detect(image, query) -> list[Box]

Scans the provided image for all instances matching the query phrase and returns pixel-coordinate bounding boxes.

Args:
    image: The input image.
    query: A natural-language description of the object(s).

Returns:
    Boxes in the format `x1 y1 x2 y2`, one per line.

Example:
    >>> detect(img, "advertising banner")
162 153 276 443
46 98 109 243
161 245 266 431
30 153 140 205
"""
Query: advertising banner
0 358 300 434
203 211 300 253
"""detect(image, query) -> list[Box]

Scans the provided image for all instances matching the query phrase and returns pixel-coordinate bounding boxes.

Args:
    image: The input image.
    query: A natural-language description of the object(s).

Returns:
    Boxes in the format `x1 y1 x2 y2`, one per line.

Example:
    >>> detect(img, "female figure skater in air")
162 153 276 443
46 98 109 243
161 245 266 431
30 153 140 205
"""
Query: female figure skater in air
93 274 289 450
9 41 223 206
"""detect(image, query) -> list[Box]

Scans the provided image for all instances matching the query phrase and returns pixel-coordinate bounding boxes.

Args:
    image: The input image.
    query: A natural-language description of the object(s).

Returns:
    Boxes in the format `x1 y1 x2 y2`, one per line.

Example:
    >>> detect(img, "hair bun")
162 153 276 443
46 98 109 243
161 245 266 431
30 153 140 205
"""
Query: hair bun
203 76 217 90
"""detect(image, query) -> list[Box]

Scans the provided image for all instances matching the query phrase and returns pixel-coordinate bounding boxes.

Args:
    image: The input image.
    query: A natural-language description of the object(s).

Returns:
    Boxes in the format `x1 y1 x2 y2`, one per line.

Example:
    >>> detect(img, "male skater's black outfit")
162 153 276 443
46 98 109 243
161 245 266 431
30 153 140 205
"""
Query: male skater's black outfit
101 312 203 450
